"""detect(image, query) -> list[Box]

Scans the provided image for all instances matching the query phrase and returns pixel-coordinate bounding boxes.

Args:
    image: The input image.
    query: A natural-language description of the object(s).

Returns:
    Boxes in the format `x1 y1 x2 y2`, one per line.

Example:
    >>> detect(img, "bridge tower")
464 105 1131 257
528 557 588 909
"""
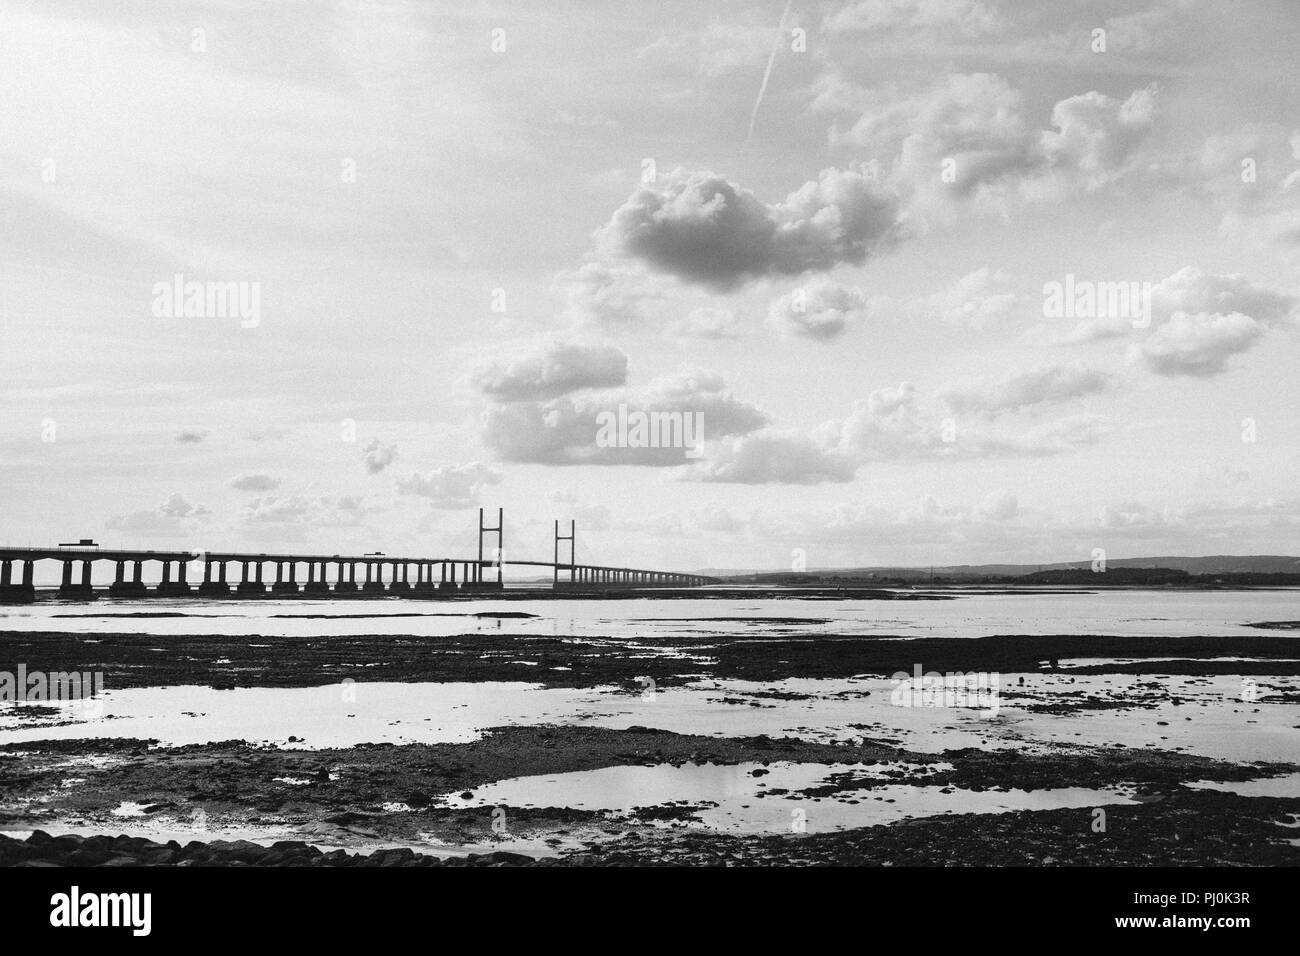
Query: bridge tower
477 507 504 590
554 519 575 588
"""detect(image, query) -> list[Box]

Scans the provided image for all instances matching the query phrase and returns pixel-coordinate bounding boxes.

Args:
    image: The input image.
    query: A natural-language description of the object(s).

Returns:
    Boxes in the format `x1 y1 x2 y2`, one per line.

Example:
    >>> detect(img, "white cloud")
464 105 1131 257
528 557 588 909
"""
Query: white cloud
672 306 744 339
1128 311 1265 377
470 342 630 402
824 0 1004 36
107 493 210 538
831 73 1159 204
558 260 663 328
768 280 867 340
396 462 504 510
683 431 857 484
939 363 1113 415
241 494 368 527
481 368 767 466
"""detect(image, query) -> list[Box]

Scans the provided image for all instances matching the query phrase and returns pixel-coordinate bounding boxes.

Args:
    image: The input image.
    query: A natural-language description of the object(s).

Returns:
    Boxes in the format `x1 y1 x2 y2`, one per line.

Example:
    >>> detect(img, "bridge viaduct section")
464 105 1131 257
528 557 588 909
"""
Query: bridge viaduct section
0 510 717 603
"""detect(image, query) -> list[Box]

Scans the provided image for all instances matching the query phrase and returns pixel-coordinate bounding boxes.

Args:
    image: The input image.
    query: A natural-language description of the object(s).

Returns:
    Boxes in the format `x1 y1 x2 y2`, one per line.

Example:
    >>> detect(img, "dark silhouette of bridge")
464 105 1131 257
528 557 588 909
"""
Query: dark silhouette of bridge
0 510 717 603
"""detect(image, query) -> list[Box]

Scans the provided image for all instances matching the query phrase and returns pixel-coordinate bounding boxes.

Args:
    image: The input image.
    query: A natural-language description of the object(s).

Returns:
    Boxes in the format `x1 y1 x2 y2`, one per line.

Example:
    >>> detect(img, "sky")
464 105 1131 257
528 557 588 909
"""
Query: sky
1 0 1298 574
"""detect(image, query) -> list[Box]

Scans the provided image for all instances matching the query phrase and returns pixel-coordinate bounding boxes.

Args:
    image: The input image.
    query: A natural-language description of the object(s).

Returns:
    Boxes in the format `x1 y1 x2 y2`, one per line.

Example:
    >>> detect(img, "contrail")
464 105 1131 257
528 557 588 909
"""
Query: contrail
746 0 794 145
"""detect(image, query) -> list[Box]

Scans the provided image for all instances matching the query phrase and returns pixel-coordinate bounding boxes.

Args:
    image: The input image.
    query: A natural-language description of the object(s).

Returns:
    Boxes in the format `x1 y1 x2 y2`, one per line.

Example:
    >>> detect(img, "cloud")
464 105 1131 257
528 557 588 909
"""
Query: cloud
175 430 207 443
682 430 857 484
362 438 398 474
229 473 280 492
1149 266 1296 324
241 494 367 527
976 489 1020 521
671 306 744 339
396 462 504 509
481 368 767 466
1062 267 1297 370
768 280 867 340
1083 266 1300 376
470 342 630 402
863 268 1025 329
558 260 663 328
831 73 1159 204
939 363 1114 415
824 0 1004 36
929 268 1023 326
827 383 1105 461
107 493 210 538
1036 86 1158 190
1128 311 1265 377
598 164 901 292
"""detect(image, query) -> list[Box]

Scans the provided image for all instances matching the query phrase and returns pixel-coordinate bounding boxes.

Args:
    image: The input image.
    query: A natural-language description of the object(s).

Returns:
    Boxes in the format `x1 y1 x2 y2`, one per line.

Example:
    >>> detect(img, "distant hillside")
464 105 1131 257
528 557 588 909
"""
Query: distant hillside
707 555 1300 581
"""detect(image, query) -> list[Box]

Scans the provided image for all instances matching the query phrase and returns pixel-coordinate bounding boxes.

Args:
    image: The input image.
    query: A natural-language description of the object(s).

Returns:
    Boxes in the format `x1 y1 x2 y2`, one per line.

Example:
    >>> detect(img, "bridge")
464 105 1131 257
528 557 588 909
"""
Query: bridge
0 511 718 603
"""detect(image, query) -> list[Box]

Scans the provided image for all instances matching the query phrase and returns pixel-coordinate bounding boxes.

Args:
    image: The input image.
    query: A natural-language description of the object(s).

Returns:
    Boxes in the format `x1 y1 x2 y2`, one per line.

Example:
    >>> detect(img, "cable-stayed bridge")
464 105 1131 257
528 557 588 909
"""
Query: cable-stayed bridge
0 510 717 603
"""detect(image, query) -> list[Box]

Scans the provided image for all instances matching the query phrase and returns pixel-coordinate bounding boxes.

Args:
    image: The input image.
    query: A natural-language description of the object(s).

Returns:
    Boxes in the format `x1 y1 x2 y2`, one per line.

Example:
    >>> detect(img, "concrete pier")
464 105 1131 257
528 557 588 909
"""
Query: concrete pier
110 559 149 597
270 560 300 595
198 558 231 596
303 560 331 595
237 560 266 595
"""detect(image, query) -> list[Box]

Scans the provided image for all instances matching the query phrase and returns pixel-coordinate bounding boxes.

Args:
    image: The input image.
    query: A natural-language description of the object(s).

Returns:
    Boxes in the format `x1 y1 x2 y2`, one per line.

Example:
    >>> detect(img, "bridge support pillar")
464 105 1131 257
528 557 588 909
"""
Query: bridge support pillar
238 560 267 595
110 557 149 597
332 561 358 593
158 559 193 595
388 561 413 594
0 559 35 603
304 560 331 595
59 559 97 599
363 561 386 594
414 561 440 596
272 559 300 594
199 559 231 596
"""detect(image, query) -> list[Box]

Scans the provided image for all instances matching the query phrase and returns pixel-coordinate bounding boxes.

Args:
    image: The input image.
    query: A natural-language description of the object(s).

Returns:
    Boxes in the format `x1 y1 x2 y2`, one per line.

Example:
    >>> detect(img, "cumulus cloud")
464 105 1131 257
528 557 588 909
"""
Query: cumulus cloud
229 473 280 492
1128 311 1265 377
1061 266 1297 373
481 368 767 466
558 260 663 328
1149 266 1296 323
107 493 210 538
831 73 1158 203
824 0 1003 35
396 462 504 509
939 363 1113 416
241 494 367 527
865 267 1024 329
826 382 1105 461
470 342 630 402
683 431 857 484
598 164 901 291
1036 86 1158 191
768 280 867 340
362 438 398 474
671 377 1108 485
671 306 744 339
1099 267 1300 376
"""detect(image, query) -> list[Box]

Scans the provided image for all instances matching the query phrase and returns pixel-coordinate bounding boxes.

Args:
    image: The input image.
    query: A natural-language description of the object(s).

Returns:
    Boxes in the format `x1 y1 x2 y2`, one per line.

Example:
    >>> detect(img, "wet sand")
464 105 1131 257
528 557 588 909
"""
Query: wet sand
2 624 1298 865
